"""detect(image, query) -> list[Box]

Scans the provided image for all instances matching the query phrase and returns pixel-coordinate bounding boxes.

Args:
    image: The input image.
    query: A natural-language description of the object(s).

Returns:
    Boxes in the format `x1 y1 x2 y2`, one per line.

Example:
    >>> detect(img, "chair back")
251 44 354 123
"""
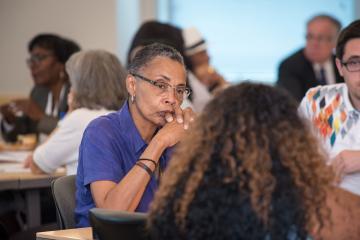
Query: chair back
89 208 149 240
51 175 76 229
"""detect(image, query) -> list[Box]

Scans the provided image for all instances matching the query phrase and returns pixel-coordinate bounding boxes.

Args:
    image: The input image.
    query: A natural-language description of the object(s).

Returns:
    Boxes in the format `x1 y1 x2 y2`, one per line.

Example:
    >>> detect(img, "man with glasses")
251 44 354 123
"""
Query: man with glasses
299 20 360 196
277 14 343 102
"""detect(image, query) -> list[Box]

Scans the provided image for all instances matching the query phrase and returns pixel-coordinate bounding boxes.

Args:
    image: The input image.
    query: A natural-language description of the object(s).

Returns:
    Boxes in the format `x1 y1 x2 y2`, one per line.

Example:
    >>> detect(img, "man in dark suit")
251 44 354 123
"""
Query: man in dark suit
277 15 343 102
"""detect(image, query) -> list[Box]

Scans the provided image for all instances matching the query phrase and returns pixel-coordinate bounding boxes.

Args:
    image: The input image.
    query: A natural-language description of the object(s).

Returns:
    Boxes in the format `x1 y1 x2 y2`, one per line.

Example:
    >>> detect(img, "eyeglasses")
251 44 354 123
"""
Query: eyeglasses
130 73 191 100
342 58 360 72
305 34 334 43
26 54 53 66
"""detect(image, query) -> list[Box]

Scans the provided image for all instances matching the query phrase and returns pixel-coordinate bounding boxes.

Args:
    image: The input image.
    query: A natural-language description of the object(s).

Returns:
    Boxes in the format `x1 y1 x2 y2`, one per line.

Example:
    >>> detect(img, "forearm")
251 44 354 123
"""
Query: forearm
31 127 65 175
345 150 360 173
101 167 152 210
93 137 166 211
30 160 46 174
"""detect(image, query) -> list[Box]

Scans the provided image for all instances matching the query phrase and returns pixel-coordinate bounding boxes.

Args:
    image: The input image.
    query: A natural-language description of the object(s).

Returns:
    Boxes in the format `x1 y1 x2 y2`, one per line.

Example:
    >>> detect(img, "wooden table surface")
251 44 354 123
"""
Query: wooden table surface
36 227 93 240
0 167 65 190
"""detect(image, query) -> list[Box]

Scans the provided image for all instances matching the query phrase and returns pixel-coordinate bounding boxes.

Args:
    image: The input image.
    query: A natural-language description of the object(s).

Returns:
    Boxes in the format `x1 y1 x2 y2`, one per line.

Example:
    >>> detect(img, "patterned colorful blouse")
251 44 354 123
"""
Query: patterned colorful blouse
299 83 360 195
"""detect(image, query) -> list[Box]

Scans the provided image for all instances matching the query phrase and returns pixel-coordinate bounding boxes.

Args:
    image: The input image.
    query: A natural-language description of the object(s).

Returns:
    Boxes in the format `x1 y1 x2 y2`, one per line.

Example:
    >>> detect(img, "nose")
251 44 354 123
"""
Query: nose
164 87 177 105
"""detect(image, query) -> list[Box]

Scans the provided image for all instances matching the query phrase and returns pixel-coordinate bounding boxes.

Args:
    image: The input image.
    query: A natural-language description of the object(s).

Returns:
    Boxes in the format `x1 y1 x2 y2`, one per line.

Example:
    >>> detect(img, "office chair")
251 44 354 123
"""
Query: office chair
51 175 76 229
89 208 149 240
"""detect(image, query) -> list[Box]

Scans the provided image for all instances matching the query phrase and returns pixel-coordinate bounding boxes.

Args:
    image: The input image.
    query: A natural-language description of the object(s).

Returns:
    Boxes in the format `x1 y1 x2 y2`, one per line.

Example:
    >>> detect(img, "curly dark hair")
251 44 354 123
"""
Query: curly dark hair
148 82 334 240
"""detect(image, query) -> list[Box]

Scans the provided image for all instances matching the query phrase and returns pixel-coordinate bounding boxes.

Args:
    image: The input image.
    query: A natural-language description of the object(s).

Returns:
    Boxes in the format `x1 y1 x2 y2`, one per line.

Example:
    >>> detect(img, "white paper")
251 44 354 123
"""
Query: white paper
0 151 31 163
0 163 30 173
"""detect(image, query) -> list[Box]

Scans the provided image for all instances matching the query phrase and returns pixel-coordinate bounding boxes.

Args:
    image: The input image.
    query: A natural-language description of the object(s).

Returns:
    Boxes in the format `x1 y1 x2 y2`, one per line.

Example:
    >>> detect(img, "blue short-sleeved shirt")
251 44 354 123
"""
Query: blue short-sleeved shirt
75 102 173 227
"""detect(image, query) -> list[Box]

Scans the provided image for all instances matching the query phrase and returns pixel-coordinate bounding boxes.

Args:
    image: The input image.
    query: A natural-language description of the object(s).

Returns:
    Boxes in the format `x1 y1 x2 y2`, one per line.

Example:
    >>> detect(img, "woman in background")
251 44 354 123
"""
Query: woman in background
149 83 340 239
26 49 127 175
0 33 80 142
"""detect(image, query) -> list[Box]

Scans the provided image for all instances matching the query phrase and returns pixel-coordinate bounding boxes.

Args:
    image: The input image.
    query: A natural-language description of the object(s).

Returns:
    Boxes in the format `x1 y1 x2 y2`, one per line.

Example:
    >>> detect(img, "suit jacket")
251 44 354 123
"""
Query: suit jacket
276 48 343 102
1 82 70 142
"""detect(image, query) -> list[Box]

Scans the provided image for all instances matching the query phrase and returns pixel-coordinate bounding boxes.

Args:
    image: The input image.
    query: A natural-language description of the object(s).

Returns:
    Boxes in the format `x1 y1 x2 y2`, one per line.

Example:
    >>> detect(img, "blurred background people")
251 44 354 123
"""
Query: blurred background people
75 43 195 227
25 49 127 175
149 82 343 239
277 15 343 102
0 33 80 142
299 19 360 196
183 27 229 94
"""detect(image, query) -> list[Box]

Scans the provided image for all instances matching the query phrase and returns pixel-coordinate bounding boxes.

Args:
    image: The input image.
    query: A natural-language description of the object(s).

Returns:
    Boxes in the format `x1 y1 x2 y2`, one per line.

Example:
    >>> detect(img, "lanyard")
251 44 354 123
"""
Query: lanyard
45 85 66 117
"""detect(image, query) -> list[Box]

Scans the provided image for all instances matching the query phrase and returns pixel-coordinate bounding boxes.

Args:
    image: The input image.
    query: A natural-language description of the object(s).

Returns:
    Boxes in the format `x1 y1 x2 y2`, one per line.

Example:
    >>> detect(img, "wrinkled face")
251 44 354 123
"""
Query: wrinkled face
336 38 360 110
304 18 338 64
27 46 64 86
127 56 187 127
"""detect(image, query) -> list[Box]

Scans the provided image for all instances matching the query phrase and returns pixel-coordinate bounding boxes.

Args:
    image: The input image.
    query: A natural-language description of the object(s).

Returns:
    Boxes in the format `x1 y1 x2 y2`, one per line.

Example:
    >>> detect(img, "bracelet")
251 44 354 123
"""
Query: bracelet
138 158 157 168
135 162 153 177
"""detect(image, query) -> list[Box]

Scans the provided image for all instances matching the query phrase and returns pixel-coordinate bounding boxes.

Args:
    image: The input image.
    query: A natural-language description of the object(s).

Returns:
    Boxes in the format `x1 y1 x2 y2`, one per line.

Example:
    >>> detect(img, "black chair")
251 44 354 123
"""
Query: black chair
89 208 149 240
51 175 77 229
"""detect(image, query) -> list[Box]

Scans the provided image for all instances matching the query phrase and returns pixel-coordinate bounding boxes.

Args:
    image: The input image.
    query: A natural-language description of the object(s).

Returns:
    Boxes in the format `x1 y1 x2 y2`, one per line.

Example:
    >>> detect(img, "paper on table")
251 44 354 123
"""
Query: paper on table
0 163 30 173
0 151 31 163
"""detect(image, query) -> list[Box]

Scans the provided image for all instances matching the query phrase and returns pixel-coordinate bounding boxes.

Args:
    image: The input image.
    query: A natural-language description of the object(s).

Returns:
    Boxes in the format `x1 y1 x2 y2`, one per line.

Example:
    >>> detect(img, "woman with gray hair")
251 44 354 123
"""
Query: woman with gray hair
25 49 127 175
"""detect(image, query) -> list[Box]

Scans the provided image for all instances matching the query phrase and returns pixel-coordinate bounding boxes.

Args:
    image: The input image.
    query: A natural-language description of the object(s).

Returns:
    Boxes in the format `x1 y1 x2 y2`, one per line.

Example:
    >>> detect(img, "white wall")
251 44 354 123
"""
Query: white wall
0 0 118 97
356 0 360 19
116 0 157 63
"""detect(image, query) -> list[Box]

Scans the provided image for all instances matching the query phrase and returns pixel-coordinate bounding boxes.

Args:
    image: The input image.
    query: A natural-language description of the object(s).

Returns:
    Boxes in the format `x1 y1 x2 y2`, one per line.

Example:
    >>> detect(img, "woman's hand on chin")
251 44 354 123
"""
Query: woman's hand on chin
164 104 196 130
156 107 196 148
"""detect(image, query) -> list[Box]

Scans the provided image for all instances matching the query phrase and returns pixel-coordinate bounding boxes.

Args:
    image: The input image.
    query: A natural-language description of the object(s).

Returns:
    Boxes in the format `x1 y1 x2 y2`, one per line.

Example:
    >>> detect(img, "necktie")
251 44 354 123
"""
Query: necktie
318 67 327 85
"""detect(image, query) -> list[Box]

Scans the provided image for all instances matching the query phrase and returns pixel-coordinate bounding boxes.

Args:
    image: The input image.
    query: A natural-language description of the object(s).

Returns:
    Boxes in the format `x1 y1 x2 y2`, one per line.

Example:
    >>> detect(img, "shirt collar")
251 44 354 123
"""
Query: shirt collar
117 101 147 154
313 59 331 69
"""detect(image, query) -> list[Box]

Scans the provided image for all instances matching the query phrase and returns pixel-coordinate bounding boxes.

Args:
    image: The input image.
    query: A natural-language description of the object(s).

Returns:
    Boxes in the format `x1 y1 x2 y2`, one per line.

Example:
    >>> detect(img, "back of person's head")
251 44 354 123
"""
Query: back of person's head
65 49 127 110
336 19 360 60
148 82 333 240
128 43 185 75
28 33 81 64
127 21 186 66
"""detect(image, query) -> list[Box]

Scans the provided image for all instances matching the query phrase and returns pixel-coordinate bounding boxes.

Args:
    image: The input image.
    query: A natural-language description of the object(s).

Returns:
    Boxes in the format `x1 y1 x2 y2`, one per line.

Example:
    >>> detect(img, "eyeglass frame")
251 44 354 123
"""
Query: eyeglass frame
341 57 360 72
130 72 192 99
26 54 53 66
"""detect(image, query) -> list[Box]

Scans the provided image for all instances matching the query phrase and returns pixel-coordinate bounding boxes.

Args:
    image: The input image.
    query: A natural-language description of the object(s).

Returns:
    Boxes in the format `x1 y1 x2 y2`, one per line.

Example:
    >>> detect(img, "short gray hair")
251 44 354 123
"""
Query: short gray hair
65 50 127 110
307 14 342 32
127 43 185 74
